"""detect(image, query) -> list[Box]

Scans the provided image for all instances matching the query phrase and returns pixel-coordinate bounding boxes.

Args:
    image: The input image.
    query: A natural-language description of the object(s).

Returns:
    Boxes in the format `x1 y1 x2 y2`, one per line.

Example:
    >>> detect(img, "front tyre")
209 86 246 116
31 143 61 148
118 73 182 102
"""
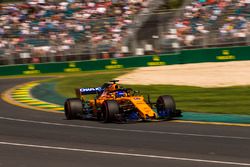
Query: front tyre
102 100 120 123
64 98 83 120
156 95 176 119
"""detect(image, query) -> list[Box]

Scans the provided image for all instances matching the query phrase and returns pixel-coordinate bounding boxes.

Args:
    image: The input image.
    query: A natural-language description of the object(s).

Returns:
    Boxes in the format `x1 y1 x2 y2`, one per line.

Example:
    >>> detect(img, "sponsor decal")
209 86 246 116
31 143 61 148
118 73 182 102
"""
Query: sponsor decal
64 62 81 72
105 60 124 69
80 87 102 93
147 55 166 66
216 50 236 60
133 97 141 100
23 64 41 75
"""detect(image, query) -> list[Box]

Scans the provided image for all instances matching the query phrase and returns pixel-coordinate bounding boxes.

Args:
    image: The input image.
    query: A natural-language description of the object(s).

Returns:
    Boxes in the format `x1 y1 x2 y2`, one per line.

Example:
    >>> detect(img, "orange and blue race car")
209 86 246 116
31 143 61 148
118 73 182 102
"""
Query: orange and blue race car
64 80 182 123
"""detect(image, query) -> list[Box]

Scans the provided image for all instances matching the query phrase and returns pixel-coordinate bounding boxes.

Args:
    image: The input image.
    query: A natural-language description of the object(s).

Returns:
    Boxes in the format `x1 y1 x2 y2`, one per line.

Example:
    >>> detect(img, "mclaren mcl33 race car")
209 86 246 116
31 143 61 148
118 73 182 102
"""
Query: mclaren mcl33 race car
64 80 182 123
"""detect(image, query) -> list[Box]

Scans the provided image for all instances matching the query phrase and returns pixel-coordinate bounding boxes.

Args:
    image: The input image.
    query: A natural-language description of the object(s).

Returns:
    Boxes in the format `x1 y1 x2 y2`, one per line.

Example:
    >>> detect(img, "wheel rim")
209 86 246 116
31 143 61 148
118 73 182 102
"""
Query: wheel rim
157 98 164 112
102 102 109 122
65 101 71 119
157 97 172 118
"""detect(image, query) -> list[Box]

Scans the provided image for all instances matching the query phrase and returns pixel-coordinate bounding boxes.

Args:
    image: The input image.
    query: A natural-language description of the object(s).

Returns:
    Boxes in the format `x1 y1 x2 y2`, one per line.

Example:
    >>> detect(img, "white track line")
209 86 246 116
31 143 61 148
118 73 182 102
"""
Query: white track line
0 141 249 166
0 116 250 140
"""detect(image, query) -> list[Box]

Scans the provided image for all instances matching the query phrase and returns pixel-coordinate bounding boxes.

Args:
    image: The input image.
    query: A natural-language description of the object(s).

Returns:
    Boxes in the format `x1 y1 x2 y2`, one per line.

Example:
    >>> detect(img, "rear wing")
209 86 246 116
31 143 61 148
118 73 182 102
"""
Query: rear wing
75 87 103 98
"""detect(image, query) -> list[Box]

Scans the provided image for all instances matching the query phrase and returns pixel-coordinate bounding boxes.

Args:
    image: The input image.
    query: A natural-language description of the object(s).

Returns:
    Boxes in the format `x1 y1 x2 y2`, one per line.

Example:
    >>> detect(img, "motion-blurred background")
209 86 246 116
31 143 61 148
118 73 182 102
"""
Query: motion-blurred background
0 0 249 65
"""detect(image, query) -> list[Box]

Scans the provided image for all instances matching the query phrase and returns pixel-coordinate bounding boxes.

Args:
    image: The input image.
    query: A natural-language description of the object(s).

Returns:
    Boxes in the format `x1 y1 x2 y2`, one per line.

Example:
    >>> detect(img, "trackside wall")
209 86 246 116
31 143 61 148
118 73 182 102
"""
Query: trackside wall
0 46 249 76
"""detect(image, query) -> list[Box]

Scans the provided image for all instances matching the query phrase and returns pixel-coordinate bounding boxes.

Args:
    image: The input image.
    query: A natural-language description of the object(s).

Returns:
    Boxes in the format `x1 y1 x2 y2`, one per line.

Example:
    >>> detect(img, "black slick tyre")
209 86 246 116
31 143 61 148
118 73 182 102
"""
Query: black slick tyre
64 98 83 120
102 100 120 123
156 95 176 118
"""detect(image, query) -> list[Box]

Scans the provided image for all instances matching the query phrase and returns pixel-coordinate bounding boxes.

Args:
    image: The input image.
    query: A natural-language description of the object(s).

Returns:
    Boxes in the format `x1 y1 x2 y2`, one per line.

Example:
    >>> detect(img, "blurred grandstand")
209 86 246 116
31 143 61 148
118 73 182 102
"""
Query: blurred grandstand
0 0 249 65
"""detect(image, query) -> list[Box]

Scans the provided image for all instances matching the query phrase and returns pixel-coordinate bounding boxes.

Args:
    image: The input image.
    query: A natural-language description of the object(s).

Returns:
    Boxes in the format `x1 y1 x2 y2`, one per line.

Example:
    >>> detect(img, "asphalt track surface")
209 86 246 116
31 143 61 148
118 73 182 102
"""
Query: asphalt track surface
0 78 250 167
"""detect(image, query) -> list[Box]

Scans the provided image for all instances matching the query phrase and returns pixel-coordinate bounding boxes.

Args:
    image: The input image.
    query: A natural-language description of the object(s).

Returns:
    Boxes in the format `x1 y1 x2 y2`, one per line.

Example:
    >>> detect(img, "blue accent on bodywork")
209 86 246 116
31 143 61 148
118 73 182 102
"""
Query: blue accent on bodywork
128 111 139 120
157 109 172 118
116 91 125 98
79 87 103 94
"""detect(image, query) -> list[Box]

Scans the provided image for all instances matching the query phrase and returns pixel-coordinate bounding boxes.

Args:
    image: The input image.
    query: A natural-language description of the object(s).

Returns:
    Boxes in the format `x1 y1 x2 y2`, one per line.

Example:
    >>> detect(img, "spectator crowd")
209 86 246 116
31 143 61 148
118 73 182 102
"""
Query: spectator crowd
0 0 149 63
163 0 249 48
0 0 249 64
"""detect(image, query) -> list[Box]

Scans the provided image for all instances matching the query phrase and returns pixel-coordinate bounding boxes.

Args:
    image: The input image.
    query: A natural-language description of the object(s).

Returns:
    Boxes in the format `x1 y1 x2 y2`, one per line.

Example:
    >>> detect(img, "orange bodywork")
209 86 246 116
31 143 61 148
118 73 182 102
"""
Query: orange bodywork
78 84 157 119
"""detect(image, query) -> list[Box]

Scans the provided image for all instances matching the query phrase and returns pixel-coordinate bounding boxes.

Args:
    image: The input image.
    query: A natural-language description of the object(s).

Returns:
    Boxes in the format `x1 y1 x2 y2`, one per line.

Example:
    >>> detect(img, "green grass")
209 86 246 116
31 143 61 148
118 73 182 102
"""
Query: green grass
53 70 130 98
51 70 250 115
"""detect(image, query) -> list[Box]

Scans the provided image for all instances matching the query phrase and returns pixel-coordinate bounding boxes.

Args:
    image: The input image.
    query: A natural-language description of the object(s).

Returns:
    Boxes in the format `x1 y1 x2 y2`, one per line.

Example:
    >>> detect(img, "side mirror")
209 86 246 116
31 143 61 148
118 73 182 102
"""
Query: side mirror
75 88 81 98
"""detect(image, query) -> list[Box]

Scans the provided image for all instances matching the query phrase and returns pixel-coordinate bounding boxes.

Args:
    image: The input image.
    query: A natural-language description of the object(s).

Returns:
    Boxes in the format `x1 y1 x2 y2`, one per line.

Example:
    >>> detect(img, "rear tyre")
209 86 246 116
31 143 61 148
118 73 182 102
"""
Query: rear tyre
156 95 176 119
64 98 83 120
102 100 120 123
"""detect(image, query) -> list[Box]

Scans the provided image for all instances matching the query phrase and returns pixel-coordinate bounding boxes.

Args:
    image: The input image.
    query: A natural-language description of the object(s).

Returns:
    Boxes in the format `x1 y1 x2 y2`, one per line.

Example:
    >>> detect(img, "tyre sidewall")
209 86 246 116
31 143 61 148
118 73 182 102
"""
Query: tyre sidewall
64 98 83 120
102 100 120 123
156 95 176 118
